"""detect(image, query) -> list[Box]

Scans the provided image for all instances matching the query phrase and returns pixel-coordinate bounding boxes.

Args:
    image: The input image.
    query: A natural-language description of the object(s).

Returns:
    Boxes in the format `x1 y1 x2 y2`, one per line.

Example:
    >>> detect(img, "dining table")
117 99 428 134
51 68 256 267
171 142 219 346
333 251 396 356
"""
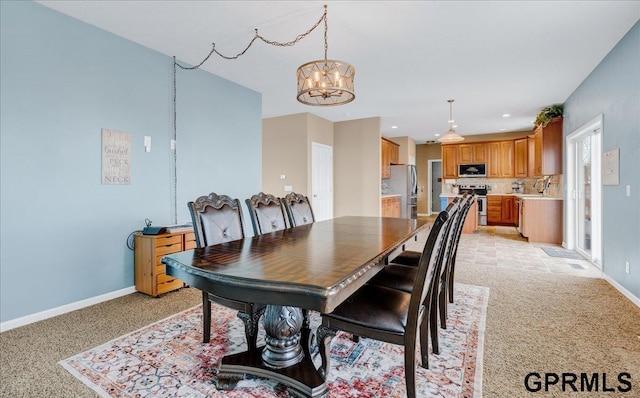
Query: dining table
162 215 430 397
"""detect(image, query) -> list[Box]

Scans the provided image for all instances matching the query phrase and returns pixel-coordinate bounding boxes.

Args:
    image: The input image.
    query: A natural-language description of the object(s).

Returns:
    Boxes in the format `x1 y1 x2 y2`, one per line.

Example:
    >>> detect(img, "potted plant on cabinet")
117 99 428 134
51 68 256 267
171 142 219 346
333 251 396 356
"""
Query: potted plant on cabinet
534 103 563 128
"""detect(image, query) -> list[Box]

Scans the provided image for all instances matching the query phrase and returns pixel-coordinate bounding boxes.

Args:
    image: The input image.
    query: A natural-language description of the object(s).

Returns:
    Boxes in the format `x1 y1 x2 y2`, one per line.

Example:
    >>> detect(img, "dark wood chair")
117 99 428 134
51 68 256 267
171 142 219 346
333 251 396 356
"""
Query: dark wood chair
188 192 265 350
316 205 456 398
366 197 463 354
245 192 288 235
383 194 475 307
282 192 316 227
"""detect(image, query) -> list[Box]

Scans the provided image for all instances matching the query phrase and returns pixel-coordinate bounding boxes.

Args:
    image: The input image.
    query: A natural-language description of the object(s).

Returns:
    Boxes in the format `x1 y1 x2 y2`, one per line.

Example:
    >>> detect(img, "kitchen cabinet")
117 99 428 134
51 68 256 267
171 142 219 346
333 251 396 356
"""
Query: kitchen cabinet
381 137 400 178
487 195 518 226
442 145 458 179
447 196 478 233
487 196 502 224
520 198 563 244
514 137 528 178
134 230 195 297
487 141 515 178
532 117 563 176
458 143 486 163
381 195 401 217
527 135 536 178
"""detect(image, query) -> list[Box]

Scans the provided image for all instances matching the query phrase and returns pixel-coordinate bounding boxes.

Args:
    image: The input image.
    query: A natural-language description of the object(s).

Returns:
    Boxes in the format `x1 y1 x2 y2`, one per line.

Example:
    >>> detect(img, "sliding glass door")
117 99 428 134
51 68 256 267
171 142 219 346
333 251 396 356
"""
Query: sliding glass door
576 135 592 256
567 116 602 268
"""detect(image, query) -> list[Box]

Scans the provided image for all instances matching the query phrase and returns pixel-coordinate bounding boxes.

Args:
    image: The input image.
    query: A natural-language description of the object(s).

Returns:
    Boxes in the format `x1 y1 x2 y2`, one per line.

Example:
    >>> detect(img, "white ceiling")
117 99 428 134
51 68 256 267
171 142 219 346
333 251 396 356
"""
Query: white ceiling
37 1 639 143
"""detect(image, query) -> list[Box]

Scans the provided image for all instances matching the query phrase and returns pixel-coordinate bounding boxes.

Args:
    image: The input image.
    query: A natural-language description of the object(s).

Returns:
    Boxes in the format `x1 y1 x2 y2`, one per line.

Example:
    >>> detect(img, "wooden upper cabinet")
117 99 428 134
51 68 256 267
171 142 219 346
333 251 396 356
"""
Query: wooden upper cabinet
487 141 514 178
486 142 501 178
499 140 515 178
532 118 563 176
381 137 400 178
389 141 399 164
441 145 458 179
458 143 486 164
527 135 536 178
514 138 528 178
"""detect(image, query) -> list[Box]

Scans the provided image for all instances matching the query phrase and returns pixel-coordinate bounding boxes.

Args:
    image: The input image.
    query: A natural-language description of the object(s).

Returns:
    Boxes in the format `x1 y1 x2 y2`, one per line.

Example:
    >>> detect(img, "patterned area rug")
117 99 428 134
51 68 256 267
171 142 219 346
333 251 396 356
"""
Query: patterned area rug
60 283 489 397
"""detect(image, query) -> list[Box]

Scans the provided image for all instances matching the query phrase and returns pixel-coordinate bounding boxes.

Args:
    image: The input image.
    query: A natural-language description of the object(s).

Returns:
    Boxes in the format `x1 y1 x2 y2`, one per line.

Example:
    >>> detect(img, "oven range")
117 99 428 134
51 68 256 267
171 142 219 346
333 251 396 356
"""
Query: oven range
458 183 488 226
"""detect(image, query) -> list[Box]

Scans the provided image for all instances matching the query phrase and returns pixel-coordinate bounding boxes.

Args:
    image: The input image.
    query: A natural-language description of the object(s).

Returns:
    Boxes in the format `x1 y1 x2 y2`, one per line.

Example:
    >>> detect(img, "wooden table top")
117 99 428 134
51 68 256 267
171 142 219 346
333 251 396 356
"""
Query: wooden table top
163 216 429 313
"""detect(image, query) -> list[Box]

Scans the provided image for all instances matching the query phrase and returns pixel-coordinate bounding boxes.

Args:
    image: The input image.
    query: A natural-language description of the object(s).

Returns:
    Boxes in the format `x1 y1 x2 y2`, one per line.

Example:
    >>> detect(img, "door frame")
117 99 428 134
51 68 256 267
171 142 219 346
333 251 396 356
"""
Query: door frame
427 159 442 216
565 114 603 269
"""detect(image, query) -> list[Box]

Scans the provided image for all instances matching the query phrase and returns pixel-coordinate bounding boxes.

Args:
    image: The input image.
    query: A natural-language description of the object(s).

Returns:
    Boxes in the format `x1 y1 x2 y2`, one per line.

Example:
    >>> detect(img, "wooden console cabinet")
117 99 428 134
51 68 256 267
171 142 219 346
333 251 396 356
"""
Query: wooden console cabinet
381 195 401 217
134 230 196 297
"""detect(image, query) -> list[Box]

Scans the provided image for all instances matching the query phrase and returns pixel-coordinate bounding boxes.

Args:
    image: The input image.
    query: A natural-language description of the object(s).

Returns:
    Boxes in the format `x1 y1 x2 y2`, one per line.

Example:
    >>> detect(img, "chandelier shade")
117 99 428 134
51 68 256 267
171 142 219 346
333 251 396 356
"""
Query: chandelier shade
438 99 465 143
297 59 355 106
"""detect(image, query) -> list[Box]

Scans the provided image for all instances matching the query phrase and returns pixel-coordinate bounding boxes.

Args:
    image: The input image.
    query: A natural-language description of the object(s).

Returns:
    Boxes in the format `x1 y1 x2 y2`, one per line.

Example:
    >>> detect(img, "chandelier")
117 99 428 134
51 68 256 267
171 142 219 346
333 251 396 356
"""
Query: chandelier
296 6 355 106
438 99 465 143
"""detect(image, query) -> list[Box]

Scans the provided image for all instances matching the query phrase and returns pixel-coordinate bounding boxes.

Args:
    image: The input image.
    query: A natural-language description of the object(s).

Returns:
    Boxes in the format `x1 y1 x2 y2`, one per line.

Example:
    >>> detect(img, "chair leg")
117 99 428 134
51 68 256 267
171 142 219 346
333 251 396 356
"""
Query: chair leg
237 305 266 353
202 291 211 343
448 264 456 304
316 325 337 379
419 315 430 369
404 335 417 398
430 297 440 355
439 284 447 329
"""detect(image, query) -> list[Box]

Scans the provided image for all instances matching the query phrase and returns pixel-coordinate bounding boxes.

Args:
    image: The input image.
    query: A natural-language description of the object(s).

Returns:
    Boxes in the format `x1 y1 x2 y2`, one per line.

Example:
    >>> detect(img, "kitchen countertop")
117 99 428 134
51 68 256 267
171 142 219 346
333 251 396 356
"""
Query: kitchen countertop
440 193 562 200
381 194 402 198
487 193 563 200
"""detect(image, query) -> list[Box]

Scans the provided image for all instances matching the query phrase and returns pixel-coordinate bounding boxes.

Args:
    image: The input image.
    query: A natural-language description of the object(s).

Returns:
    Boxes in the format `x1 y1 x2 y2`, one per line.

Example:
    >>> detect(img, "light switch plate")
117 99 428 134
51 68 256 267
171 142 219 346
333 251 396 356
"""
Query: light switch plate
284 185 293 192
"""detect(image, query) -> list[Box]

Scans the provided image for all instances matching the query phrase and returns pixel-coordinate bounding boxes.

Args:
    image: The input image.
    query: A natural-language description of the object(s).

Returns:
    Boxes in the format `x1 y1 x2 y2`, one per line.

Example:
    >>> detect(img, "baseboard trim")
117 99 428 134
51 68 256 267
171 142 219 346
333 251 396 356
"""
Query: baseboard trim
602 274 640 308
0 286 136 333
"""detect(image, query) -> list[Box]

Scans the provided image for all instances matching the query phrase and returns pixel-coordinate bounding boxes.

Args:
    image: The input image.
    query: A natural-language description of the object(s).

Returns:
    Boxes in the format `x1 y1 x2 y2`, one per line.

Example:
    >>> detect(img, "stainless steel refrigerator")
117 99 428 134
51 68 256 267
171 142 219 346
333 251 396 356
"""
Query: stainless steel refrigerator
388 164 418 219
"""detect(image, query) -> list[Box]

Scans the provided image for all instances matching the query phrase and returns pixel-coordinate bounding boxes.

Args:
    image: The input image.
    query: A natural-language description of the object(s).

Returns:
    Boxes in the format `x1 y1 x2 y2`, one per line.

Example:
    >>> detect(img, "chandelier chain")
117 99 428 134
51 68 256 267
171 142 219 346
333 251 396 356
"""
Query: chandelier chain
176 6 328 70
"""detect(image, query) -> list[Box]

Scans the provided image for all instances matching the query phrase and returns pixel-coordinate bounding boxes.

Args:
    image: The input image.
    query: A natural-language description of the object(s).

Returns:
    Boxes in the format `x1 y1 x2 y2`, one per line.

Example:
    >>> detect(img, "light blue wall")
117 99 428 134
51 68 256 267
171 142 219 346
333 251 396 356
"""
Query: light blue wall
0 1 262 322
563 21 640 299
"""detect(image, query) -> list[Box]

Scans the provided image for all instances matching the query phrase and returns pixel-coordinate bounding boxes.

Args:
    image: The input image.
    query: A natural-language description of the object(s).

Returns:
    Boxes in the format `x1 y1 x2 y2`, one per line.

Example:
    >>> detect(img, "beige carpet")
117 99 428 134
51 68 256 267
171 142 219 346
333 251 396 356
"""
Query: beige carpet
2 226 639 397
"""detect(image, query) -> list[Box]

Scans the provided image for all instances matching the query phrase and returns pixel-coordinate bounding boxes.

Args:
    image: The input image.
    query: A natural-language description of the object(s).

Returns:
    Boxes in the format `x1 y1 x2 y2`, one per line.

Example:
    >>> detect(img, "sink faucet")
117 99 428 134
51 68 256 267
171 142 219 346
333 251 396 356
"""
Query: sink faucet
534 176 552 195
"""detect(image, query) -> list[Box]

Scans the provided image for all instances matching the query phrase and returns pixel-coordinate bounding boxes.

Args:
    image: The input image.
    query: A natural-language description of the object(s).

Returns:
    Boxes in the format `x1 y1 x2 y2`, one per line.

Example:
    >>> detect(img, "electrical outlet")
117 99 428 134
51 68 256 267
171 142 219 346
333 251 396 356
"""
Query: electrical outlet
626 260 630 274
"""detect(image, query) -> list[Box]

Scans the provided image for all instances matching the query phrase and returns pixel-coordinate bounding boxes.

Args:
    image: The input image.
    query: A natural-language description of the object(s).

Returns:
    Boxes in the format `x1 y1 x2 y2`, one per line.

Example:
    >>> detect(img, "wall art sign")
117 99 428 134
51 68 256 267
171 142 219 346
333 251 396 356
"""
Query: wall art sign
101 129 131 185
602 148 619 186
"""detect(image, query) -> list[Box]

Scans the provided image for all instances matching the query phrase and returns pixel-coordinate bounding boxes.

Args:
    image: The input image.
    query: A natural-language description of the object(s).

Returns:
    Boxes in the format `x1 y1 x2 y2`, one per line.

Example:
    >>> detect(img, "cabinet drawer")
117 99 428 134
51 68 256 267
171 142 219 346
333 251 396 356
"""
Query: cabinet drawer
154 234 183 247
184 240 197 250
155 242 183 256
156 277 183 295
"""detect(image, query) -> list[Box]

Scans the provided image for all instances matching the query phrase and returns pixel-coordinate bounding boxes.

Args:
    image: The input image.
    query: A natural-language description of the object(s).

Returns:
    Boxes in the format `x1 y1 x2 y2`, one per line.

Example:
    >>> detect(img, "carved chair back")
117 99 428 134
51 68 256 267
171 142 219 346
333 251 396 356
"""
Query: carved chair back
188 192 245 248
245 192 288 235
283 192 316 227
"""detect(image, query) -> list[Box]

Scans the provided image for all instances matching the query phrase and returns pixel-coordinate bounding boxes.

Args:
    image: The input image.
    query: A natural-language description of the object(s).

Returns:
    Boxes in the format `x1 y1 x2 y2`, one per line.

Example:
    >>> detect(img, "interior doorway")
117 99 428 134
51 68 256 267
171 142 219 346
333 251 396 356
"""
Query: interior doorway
311 142 333 221
428 160 442 215
566 115 602 268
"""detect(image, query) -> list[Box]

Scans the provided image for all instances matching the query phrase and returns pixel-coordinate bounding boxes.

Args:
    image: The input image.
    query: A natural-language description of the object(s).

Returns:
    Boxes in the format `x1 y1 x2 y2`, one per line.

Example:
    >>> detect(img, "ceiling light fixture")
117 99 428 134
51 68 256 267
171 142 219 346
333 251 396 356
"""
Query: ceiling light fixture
502 113 511 118
438 99 465 143
296 5 355 106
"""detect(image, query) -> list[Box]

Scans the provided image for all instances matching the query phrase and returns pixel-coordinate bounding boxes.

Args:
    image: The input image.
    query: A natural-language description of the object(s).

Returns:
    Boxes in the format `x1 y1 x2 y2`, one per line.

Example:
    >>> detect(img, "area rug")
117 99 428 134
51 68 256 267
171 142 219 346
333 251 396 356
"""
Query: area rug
541 247 585 259
60 283 489 398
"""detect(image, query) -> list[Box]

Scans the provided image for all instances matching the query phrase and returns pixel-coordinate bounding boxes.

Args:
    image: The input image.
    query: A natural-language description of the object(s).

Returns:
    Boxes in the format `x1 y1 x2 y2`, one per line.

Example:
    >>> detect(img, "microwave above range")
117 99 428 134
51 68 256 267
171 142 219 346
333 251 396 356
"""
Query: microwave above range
458 163 486 177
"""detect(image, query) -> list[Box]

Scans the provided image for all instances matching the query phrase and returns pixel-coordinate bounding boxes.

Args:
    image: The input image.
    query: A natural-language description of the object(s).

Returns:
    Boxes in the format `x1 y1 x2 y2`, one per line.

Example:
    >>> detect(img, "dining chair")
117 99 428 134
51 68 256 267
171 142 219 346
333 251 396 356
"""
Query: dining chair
188 192 265 350
316 205 456 398
245 192 288 235
368 195 474 332
282 192 316 227
365 198 462 355
384 194 475 307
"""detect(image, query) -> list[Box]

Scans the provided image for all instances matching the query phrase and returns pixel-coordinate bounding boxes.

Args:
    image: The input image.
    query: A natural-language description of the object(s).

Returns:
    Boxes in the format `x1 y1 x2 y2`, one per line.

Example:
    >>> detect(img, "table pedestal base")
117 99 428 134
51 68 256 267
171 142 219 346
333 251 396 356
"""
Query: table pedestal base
216 305 329 397
217 344 327 397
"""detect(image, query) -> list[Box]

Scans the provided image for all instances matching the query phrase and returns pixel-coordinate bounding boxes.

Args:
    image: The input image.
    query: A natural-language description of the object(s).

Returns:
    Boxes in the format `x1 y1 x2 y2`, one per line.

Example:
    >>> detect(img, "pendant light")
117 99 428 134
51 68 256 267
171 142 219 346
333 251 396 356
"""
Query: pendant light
438 99 465 143
296 5 355 106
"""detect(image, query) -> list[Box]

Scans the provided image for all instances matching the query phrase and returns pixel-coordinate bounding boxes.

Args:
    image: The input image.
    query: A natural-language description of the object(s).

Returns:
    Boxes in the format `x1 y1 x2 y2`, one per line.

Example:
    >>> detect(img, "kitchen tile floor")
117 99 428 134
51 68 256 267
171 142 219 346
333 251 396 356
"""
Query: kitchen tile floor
409 221 601 278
